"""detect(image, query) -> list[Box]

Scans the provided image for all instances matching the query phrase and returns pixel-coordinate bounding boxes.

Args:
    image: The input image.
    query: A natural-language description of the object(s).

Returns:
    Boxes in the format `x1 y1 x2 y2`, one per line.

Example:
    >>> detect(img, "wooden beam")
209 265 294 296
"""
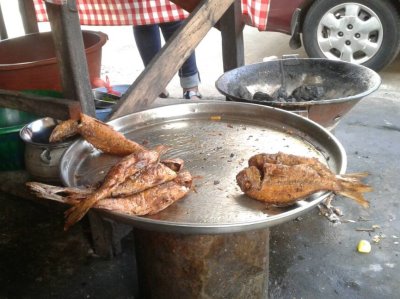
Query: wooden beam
18 0 39 34
170 0 222 31
110 0 236 120
0 89 81 120
0 3 7 40
220 0 244 72
45 0 96 117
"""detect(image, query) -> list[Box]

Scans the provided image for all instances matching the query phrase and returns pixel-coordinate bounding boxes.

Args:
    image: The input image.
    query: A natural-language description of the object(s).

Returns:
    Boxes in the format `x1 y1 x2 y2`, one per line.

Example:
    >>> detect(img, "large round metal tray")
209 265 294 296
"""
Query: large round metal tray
60 101 346 234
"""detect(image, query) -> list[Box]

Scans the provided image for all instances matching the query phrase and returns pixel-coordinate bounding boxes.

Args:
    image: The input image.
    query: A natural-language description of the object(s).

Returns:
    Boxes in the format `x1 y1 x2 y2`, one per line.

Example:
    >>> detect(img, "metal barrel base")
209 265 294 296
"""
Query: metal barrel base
134 229 270 299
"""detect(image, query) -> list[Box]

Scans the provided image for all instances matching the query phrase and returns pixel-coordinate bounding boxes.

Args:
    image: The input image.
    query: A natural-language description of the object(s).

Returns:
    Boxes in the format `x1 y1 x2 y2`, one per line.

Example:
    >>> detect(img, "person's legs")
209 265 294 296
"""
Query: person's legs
133 24 169 98
159 21 201 99
133 24 162 66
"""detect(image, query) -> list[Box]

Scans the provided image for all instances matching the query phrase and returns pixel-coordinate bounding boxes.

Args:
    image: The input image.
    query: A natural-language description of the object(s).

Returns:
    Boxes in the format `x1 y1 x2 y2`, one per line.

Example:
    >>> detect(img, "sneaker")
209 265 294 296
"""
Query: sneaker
159 89 169 98
183 90 202 100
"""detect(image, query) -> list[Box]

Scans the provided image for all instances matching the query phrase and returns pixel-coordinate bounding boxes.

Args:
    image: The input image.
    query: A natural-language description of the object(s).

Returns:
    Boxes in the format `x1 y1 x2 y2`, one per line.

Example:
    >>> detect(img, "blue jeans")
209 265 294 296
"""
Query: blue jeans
133 21 200 89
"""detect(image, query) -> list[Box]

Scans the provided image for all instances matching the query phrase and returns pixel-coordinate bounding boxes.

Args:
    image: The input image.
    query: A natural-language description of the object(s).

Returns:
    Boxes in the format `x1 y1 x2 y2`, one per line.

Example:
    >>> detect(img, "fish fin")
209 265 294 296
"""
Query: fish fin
338 172 370 180
152 145 171 156
161 158 185 172
337 190 370 208
64 197 97 230
64 194 87 205
336 176 372 208
338 174 373 193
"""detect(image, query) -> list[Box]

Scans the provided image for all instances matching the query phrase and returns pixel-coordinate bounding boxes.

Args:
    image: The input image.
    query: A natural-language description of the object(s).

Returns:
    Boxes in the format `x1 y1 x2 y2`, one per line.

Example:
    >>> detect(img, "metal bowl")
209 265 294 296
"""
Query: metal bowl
215 58 381 130
20 117 77 183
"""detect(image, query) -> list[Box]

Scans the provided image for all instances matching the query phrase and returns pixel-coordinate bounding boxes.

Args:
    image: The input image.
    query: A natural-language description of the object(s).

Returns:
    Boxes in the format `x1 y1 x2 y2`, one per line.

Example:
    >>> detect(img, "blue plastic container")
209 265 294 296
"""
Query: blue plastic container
95 107 112 121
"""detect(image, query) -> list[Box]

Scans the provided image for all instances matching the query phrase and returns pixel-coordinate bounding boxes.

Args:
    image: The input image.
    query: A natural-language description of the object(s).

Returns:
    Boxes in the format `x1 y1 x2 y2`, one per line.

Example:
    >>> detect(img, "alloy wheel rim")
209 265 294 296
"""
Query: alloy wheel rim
316 3 383 64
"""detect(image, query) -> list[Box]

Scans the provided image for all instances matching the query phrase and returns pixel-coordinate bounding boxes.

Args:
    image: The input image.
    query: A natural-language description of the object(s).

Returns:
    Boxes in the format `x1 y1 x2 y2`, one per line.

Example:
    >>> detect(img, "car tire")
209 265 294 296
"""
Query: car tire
302 0 400 71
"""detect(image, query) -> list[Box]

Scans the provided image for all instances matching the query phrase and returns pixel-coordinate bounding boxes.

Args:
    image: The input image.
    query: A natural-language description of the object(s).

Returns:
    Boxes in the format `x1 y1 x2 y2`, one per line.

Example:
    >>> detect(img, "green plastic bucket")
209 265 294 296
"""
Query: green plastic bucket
0 90 62 171
0 108 38 170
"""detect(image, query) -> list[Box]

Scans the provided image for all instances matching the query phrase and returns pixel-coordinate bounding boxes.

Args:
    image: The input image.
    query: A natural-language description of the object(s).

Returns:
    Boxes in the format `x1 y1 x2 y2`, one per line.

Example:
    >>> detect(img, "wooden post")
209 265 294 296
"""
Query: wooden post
88 213 133 258
110 0 236 119
44 0 115 257
219 0 245 72
0 89 81 120
0 3 7 40
18 0 39 34
45 0 95 116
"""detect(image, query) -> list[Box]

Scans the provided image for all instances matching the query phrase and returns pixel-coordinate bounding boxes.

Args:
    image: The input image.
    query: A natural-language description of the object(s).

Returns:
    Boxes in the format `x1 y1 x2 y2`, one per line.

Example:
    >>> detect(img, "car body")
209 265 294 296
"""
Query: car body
267 0 305 34
264 0 400 71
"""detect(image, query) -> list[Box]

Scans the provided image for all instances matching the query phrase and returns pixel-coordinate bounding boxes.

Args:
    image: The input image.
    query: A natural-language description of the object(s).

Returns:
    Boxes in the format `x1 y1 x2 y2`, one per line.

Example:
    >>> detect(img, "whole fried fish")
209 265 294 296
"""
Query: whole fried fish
237 152 372 207
49 113 146 156
25 158 185 204
26 171 192 216
64 145 169 230
97 170 193 216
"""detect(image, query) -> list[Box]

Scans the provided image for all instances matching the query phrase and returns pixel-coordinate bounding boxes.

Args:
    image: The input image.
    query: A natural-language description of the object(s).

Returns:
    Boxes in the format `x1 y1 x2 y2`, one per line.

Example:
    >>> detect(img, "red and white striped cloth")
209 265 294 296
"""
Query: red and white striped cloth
33 0 270 30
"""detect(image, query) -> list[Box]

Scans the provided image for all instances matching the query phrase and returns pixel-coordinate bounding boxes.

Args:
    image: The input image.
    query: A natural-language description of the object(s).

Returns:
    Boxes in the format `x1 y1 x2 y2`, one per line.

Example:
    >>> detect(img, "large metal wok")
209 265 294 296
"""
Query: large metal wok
215 58 381 130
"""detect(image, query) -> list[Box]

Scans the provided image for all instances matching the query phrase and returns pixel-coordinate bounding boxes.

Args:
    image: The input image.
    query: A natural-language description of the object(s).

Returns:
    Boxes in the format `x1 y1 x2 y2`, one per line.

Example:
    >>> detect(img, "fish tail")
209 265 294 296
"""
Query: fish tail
26 181 91 206
338 172 370 179
26 182 67 203
64 196 98 230
336 174 372 208
337 190 370 208
338 173 373 192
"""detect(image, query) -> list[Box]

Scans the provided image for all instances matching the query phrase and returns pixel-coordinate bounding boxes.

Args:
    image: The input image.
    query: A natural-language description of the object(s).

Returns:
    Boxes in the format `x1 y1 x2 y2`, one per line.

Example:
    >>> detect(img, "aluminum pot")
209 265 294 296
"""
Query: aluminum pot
20 117 76 184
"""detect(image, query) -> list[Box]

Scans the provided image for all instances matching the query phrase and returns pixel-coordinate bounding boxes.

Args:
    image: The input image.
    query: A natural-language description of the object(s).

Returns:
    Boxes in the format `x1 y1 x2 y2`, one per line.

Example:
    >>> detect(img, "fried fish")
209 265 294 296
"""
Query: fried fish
237 152 372 207
63 145 168 230
26 171 192 217
96 170 193 216
49 113 146 156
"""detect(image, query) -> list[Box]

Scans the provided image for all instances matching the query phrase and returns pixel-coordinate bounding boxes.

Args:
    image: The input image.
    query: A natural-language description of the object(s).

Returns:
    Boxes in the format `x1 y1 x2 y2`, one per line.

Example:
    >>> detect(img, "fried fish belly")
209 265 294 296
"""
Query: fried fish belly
237 155 372 207
49 113 147 156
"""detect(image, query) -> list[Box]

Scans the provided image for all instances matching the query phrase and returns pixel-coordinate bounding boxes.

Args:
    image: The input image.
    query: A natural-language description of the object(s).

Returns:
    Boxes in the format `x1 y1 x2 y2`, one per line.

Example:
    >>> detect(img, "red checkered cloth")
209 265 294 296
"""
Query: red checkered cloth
242 0 269 30
34 0 269 30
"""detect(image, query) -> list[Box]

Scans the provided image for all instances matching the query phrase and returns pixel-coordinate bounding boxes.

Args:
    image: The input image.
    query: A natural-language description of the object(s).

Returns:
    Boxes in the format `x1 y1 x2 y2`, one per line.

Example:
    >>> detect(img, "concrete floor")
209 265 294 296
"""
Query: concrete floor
1 25 400 298
269 90 400 298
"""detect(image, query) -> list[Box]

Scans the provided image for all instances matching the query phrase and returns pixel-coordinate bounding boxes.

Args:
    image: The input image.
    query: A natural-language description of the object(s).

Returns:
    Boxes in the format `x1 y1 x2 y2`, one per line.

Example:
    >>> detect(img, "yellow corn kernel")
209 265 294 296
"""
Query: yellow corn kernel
357 240 371 253
210 115 221 121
